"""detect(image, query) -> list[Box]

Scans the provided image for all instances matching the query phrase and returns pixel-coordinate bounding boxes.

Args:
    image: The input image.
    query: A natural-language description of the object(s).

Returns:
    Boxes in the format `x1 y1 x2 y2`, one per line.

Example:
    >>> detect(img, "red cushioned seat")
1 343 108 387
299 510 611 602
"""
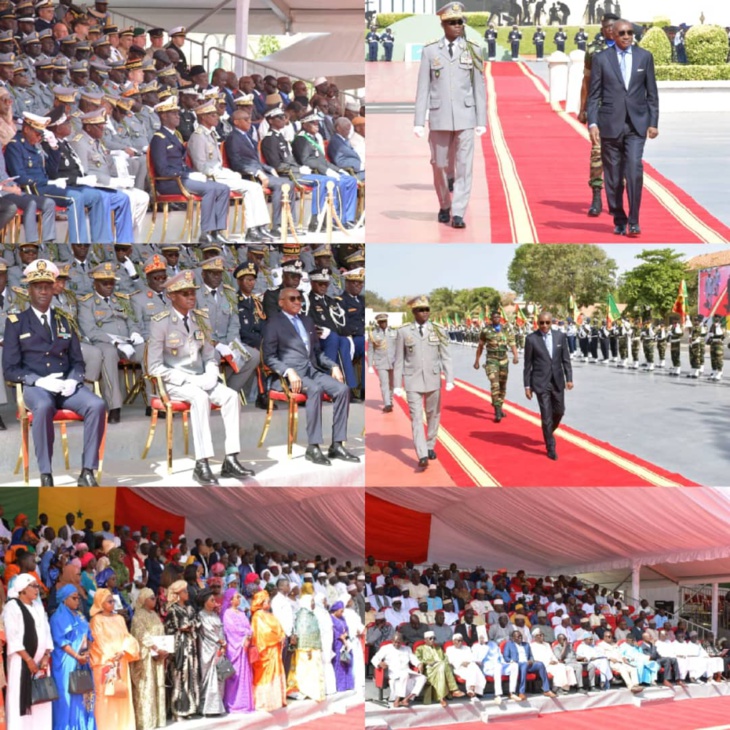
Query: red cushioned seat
269 390 307 403
149 397 191 413
23 409 84 423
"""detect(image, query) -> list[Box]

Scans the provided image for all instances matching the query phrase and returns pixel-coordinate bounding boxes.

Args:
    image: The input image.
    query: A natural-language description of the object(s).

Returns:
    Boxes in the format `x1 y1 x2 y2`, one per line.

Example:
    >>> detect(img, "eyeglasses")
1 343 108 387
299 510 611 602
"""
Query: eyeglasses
538 320 551 325
285 295 302 302
617 30 634 36
414 308 430 313
446 19 464 25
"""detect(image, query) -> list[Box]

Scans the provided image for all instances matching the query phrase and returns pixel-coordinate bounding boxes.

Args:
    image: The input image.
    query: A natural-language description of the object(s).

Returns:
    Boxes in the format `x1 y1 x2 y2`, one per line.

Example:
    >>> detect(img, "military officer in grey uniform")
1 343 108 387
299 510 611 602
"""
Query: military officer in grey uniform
77 262 146 424
195 256 260 397
66 245 96 296
103 94 148 188
147 270 256 485
393 295 454 469
0 258 27 429
414 1 486 230
130 253 169 340
108 244 143 295
8 244 40 289
28 55 55 114
368 312 397 413
9 63 37 118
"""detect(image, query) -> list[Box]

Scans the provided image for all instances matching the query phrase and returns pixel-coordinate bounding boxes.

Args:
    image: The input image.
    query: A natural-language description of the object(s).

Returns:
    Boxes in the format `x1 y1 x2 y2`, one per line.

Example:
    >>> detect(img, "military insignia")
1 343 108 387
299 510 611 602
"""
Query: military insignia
37 260 47 271
7 314 17 323
194 330 204 341
151 310 170 321
167 332 182 347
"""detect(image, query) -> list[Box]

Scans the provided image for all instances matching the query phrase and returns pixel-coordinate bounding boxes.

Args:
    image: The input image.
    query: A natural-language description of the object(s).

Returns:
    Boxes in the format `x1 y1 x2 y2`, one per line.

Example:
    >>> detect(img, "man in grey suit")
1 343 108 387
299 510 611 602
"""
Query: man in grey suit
262 286 360 467
523 311 573 460
587 18 659 237
368 312 397 413
393 295 453 469
414 1 486 229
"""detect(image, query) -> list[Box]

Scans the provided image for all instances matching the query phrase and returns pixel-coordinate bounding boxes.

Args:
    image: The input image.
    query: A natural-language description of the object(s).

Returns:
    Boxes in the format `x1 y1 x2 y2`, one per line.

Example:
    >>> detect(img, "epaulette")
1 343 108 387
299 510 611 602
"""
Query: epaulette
11 286 28 297
424 39 439 46
223 284 235 292
193 308 209 318
79 292 94 302
7 313 17 323
71 134 83 142
114 292 130 299
153 132 165 138
151 310 170 322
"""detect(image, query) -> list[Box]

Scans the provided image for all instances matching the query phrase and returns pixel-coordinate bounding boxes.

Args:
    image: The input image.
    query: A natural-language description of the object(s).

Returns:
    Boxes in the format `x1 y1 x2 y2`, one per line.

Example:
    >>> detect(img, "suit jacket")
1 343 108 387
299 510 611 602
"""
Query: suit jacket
503 640 534 663
414 36 487 131
523 329 572 392
149 126 192 196
394 321 453 393
453 622 478 647
328 133 362 173
225 127 274 177
262 310 337 381
586 45 659 138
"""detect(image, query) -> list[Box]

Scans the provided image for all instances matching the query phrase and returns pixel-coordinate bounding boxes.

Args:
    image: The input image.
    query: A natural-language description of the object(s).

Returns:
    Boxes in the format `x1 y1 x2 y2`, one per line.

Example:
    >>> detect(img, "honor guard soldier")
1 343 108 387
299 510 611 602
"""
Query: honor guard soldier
708 315 725 381
617 316 631 368
533 27 546 59
654 320 667 368
340 267 366 399
366 27 380 62
474 309 518 422
688 315 707 379
554 26 567 53
2 259 107 486
641 317 655 371
630 317 642 369
78 262 145 424
196 256 260 399
508 25 522 59
414 2 486 229
484 23 497 60
382 28 395 62
147 270 256 485
669 316 683 376
575 27 588 51
368 312 397 413
393 295 454 469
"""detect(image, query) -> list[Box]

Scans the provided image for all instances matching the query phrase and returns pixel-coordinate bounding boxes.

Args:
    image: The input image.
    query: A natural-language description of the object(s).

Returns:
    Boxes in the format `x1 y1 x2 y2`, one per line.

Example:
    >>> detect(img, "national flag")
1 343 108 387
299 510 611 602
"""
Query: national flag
532 312 539 330
499 306 509 325
606 293 622 327
568 293 582 325
672 279 690 326
514 304 526 327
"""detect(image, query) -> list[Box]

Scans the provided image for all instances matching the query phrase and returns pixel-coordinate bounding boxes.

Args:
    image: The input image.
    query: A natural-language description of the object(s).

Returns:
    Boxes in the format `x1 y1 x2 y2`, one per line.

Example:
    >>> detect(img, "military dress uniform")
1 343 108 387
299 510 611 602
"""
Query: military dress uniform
688 319 707 378
414 4 486 228
554 30 567 52
381 30 395 62
575 30 588 51
630 320 642 369
708 317 725 380
582 34 610 207
393 296 453 466
533 30 546 59
368 315 397 411
477 322 516 421
508 28 522 59
366 30 380 62
669 321 683 375
0 279 29 409
340 270 366 394
618 319 631 367
655 323 667 367
641 321 655 370
66 258 96 296
484 27 497 60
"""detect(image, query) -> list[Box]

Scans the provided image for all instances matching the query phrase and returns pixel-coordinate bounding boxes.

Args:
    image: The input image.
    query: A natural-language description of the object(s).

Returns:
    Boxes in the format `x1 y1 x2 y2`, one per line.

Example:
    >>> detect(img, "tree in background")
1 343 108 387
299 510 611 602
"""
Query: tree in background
365 289 390 311
618 248 689 317
507 244 617 309
252 35 281 59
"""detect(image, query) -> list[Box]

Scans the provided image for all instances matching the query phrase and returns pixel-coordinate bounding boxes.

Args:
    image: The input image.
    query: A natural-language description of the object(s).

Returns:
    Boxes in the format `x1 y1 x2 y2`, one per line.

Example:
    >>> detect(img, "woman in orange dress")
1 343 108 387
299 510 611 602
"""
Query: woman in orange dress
89 588 140 730
250 590 286 712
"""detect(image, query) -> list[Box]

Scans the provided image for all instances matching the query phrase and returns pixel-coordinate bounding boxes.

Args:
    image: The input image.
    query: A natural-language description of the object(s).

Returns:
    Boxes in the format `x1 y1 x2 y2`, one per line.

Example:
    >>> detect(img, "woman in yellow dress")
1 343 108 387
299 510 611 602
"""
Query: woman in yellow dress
250 590 287 712
89 588 140 730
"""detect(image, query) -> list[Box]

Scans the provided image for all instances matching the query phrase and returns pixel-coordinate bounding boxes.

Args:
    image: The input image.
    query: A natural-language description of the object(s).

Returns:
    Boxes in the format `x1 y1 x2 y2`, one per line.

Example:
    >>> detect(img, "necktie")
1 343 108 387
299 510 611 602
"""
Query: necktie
293 316 309 350
0 292 4 308
448 42 454 58
419 324 424 337
183 315 190 333
211 289 217 299
158 293 165 304
41 313 52 338
80 261 86 271
544 334 552 358
619 50 629 89
104 297 109 305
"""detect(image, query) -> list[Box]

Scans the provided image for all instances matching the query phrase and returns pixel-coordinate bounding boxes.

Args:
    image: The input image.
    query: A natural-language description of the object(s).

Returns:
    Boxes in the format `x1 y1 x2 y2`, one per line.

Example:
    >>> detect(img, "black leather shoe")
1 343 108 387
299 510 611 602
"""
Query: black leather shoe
447 177 454 192
350 389 364 403
587 188 602 217
193 459 219 485
198 232 215 243
627 224 641 237
40 473 54 486
268 228 281 238
108 408 120 424
451 215 466 229
145 406 166 419
77 468 98 486
0 415 5 431
308 218 319 233
305 445 331 466
328 443 361 463
257 226 277 240
428 449 437 460
220 454 256 480
214 231 233 244
495 408 503 423
438 208 451 224
383 405 393 413
418 457 429 468
547 450 558 461
613 224 627 236
255 393 277 410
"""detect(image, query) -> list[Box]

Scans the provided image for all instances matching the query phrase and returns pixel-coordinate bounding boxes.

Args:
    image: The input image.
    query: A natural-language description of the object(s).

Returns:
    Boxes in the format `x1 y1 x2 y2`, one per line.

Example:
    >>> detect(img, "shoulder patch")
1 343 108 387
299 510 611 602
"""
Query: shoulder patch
79 293 94 302
153 132 165 138
151 310 170 322
114 292 130 299
72 134 83 142
7 313 17 323
223 284 235 292
11 286 28 297
193 308 209 318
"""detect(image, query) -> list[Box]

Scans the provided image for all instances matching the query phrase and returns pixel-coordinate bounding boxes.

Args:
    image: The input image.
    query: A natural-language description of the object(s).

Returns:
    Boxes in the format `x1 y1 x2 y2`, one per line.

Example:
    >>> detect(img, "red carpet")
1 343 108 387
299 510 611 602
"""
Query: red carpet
294 706 363 730
410 695 730 729
387 378 697 487
483 61 730 244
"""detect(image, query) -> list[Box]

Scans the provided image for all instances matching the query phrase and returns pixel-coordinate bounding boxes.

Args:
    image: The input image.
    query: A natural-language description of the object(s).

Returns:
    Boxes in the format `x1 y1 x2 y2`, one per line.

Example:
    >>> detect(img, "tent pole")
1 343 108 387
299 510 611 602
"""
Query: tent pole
712 582 719 638
235 0 251 77
631 562 641 609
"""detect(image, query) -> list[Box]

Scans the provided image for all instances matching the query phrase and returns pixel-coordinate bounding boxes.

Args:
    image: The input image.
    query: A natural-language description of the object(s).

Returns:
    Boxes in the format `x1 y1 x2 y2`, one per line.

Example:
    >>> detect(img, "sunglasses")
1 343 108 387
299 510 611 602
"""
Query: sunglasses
285 295 302 302
617 30 634 36
414 308 430 313
538 320 551 325
446 19 464 25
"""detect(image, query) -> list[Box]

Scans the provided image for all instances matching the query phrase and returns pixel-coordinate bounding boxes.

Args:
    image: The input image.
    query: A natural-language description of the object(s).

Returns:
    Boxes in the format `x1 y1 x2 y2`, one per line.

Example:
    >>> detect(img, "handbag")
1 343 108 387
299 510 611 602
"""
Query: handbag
69 667 94 695
247 643 260 665
216 656 236 682
339 646 352 666
103 661 127 698
31 675 59 705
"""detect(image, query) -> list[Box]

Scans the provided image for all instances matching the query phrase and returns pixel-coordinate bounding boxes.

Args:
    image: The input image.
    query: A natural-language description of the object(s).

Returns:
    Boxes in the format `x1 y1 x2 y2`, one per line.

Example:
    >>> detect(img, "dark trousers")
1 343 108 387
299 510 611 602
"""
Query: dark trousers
590 338 599 358
600 121 647 227
567 335 576 353
368 42 378 61
599 338 609 359
536 43 544 58
516 660 550 693
487 41 496 59
535 384 565 452
321 331 357 388
657 656 679 681
511 42 519 59
384 44 393 61
23 384 107 473
579 338 589 356
295 370 350 445
609 336 618 357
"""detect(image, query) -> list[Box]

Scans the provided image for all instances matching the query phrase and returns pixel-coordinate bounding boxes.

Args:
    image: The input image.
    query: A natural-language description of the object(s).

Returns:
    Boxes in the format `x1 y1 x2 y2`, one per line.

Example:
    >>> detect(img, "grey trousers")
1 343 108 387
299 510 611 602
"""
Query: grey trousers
219 348 261 397
429 128 475 218
376 367 393 407
80 342 103 384
406 388 441 459
95 342 145 410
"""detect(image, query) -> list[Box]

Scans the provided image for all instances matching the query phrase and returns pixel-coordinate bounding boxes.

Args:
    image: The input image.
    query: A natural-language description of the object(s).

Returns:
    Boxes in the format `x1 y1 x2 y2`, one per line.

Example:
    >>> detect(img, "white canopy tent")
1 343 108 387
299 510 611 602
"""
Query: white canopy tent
132 487 363 561
368 487 730 634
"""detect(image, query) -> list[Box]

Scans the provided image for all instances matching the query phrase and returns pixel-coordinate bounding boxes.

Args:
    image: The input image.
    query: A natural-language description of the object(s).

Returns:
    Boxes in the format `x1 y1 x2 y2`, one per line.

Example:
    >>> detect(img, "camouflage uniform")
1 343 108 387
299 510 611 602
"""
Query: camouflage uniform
641 321 655 366
583 35 608 189
655 323 667 365
478 324 515 413
709 317 726 377
630 320 642 367
669 321 683 373
688 319 707 376
618 319 630 363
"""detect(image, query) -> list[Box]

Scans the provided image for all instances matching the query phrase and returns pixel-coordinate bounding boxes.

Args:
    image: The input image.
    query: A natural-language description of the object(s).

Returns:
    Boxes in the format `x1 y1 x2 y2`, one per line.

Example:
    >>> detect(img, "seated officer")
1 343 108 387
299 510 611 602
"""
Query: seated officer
149 97 232 245
1 258 107 486
147 270 256 485
77 262 145 424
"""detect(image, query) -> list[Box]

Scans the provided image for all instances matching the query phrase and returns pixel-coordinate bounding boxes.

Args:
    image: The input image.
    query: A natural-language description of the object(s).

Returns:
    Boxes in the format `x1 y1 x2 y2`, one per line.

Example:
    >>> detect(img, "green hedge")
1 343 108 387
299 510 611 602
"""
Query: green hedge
374 13 413 28
651 16 671 29
655 64 730 81
685 24 729 66
639 26 672 65
479 24 602 55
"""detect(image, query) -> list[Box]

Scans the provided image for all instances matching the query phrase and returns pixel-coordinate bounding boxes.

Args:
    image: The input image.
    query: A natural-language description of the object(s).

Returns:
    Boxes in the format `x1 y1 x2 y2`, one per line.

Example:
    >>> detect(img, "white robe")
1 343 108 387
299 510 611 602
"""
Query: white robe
5 600 54 730
371 643 426 700
531 640 577 687
344 608 365 697
446 644 486 695
314 605 337 695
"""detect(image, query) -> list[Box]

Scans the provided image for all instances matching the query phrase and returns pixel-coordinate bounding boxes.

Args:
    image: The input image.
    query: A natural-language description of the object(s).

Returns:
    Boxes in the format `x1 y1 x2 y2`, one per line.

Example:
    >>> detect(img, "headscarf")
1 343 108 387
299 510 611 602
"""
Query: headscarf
81 553 96 569
56 583 80 604
301 582 314 596
13 514 27 528
220 588 239 619
101 540 115 555
96 567 116 588
250 590 270 614
166 580 188 606
8 573 35 599
135 587 155 611
211 562 225 576
244 573 259 585
90 588 112 617
329 601 344 613
225 574 239 587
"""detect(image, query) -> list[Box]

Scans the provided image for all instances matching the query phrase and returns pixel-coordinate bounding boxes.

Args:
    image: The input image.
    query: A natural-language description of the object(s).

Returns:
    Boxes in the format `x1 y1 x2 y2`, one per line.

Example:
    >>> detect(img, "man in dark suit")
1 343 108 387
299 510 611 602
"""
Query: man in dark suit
2 259 107 486
328 117 365 181
452 609 478 647
503 630 556 699
587 18 659 237
523 311 573 460
225 107 298 235
262 286 360 466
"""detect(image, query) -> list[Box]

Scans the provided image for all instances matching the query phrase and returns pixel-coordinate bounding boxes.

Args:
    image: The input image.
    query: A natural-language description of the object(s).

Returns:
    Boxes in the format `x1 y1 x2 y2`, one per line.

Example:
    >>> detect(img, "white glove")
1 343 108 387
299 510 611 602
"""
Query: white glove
368 366 374 374
445 382 455 392
348 336 355 359
76 174 97 186
49 178 67 189
129 331 144 346
326 169 340 180
118 343 135 360
122 258 137 276
300 166 312 175
475 126 486 137
43 129 59 149
413 126 425 138
393 387 406 398
318 326 331 340
194 372 219 391
34 373 65 393
215 343 233 358
60 379 79 397
188 171 207 183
